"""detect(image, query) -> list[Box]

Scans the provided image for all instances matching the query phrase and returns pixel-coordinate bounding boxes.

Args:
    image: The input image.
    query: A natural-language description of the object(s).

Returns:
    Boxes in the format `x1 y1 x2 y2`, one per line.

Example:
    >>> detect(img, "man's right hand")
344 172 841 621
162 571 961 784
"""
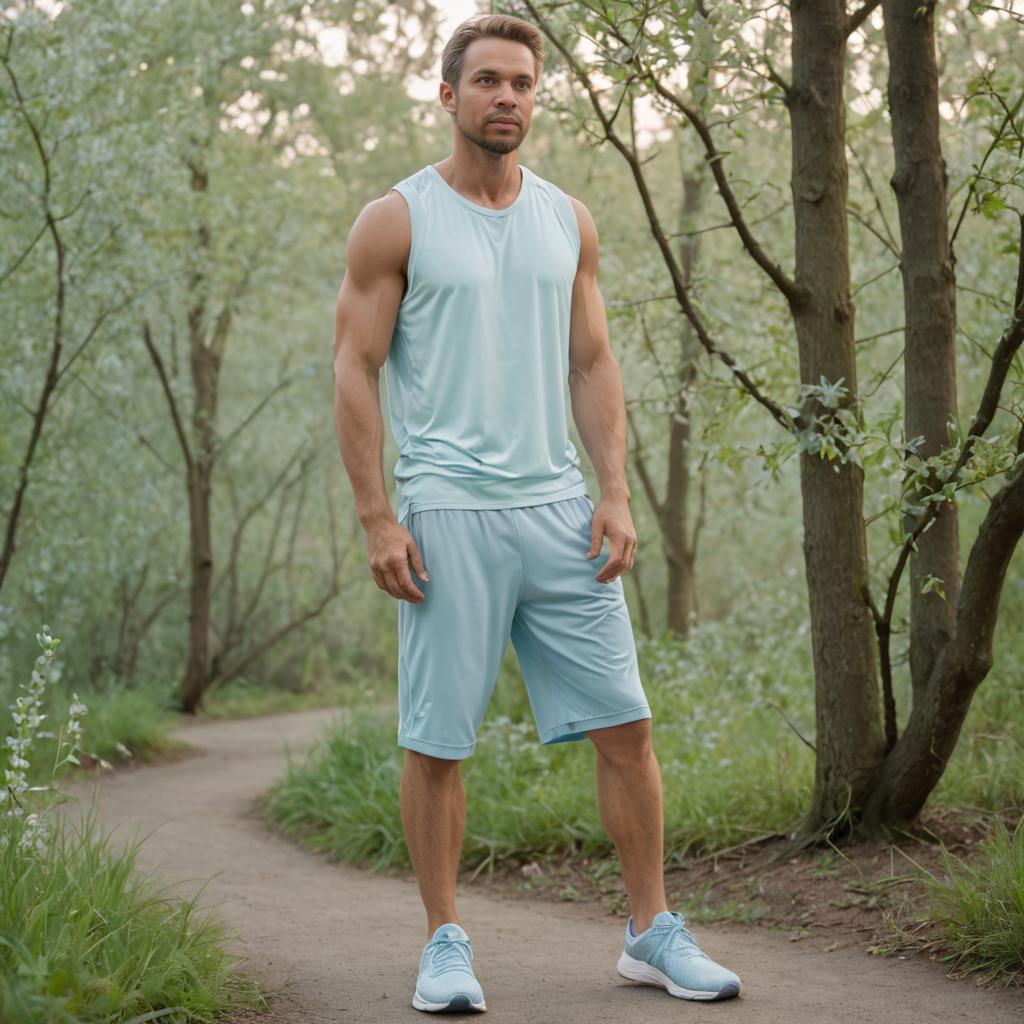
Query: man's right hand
366 520 430 603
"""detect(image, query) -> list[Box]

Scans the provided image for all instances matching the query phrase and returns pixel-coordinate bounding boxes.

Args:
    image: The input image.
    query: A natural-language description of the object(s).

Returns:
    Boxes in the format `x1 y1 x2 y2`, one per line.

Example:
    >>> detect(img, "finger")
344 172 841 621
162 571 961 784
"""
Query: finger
623 537 637 573
408 543 430 582
587 519 603 559
393 561 426 603
378 566 401 599
596 536 627 582
381 565 419 603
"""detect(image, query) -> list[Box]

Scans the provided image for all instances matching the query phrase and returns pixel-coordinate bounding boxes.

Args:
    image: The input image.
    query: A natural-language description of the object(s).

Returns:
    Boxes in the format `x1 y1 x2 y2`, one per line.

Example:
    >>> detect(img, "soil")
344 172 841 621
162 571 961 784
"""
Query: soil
458 806 1023 973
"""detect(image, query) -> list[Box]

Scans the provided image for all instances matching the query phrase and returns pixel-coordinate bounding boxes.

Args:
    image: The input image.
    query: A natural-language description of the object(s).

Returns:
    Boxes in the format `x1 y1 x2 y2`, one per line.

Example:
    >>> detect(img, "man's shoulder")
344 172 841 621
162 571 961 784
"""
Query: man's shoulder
345 188 415 278
527 168 592 229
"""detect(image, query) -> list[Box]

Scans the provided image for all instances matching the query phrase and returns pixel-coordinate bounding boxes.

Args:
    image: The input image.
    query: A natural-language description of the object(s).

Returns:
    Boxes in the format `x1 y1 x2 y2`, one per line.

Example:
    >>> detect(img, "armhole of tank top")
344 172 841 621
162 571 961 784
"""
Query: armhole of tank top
388 183 419 296
546 182 581 268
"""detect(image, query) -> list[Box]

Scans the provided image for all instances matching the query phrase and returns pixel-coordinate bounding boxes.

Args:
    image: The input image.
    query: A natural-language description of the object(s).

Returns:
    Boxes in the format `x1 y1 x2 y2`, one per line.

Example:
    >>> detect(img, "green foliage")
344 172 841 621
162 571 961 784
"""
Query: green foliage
0 0 445 706
0 627 263 1022
262 582 818 873
919 816 1024 985
1 800 265 1024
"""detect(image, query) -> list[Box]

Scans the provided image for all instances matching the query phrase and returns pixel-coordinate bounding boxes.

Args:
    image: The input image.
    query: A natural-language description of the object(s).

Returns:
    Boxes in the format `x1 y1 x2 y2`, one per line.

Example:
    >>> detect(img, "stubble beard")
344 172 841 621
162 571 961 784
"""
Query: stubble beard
455 108 525 156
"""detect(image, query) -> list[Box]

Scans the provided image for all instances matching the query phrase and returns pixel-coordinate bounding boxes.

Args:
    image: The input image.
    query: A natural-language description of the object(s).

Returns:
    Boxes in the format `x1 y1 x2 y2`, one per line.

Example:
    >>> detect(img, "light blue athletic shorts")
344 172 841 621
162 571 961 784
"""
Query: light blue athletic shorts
396 494 652 759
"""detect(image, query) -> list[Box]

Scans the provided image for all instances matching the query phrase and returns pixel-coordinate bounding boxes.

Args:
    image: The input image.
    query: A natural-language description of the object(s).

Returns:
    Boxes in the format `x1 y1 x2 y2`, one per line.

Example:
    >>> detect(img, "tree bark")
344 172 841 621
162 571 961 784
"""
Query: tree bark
178 152 220 714
862 1 1024 829
789 0 886 835
664 161 703 635
864 451 1024 827
883 0 960 695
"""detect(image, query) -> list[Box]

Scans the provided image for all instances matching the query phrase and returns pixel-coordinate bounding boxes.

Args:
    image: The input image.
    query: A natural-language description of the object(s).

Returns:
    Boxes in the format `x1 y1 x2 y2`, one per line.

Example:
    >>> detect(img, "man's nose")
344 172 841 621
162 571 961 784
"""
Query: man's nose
494 83 518 107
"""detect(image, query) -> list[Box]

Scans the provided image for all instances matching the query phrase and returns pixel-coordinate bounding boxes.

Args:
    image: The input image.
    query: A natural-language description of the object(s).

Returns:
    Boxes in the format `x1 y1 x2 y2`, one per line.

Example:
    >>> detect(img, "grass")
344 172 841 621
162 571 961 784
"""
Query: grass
0 681 185 779
1 797 266 1024
198 676 371 720
917 816 1024 985
0 626 267 1023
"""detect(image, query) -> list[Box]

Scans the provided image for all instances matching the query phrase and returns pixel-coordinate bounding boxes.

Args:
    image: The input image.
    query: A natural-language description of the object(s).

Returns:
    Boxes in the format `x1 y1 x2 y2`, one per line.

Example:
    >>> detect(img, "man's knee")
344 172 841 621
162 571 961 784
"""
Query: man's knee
403 748 464 775
587 717 654 764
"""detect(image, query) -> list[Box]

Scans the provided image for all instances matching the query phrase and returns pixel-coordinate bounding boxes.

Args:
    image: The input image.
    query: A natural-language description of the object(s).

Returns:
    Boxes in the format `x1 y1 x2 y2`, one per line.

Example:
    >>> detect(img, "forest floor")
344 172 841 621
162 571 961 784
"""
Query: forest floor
59 706 1022 1023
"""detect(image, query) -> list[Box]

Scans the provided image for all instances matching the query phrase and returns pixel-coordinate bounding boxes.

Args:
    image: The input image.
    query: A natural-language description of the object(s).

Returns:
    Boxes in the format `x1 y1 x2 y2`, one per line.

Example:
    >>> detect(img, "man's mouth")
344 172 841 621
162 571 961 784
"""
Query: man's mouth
491 118 519 126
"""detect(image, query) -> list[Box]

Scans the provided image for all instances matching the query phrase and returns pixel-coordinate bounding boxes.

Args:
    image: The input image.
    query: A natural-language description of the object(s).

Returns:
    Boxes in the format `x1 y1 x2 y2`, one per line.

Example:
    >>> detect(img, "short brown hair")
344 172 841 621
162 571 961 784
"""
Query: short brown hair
441 14 544 93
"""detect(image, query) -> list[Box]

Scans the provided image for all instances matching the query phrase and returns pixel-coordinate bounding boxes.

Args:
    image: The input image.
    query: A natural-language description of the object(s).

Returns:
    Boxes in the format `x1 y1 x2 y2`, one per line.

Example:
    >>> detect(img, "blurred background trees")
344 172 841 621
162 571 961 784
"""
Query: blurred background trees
2 0 1022 839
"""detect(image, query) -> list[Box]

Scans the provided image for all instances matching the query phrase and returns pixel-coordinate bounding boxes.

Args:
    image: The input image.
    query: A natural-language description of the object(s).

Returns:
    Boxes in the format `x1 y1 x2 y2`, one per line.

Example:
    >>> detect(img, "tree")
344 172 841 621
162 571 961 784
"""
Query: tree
516 0 1024 841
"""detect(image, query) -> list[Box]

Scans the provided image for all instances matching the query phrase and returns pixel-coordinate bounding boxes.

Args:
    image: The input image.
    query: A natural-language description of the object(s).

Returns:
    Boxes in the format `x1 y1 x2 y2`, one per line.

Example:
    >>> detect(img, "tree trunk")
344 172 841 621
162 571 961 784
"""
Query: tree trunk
883 0 960 695
861 0 1024 831
789 0 886 836
178 154 220 714
864 458 1024 827
664 162 703 635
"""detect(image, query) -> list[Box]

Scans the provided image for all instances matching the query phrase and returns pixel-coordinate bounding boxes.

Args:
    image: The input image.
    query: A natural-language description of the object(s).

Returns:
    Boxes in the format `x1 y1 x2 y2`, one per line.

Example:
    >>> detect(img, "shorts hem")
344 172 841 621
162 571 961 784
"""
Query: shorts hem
397 733 475 759
540 705 652 745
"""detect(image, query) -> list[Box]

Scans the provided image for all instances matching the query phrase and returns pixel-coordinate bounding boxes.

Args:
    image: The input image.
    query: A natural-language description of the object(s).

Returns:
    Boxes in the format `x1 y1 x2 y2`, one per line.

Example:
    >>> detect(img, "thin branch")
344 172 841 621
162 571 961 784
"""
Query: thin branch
875 214 1024 639
141 319 193 470
846 0 883 37
848 142 901 255
523 0 793 432
949 89 1024 249
596 15 803 305
626 403 664 518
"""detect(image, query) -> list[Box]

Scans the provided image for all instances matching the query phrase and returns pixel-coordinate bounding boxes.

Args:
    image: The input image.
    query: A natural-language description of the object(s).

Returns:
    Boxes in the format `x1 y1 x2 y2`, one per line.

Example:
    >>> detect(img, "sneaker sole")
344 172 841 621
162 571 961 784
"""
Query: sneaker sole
617 950 741 1001
412 990 487 1013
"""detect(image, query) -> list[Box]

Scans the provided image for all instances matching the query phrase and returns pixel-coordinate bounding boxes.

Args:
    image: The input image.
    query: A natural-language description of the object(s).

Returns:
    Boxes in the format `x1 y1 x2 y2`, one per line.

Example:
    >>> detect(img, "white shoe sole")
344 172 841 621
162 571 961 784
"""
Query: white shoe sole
617 950 741 1001
412 989 487 1013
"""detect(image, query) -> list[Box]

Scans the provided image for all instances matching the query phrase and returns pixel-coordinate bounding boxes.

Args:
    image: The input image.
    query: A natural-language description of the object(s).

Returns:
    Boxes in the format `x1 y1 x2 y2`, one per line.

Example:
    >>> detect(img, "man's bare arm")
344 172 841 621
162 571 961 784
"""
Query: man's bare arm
566 195 637 580
333 192 428 602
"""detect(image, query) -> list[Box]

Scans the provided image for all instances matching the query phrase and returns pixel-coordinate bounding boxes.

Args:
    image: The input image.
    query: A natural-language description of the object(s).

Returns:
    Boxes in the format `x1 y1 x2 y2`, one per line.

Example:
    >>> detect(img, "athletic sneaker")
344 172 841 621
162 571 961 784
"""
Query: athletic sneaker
617 910 741 1001
412 922 487 1013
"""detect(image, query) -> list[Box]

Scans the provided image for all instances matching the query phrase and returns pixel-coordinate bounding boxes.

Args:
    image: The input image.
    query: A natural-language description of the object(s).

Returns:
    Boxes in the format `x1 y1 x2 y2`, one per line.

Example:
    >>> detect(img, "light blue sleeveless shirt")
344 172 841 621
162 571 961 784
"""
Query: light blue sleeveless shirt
384 163 589 524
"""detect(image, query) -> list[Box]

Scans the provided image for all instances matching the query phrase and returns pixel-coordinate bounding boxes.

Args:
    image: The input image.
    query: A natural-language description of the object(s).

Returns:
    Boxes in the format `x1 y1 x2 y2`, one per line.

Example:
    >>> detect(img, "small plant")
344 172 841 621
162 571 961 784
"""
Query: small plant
0 626 266 1021
923 816 1024 985
1 625 88 857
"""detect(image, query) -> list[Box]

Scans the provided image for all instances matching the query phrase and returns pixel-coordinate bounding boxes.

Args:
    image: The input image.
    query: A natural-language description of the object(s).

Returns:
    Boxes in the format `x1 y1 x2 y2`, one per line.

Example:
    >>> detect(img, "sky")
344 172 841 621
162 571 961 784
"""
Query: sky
406 0 480 102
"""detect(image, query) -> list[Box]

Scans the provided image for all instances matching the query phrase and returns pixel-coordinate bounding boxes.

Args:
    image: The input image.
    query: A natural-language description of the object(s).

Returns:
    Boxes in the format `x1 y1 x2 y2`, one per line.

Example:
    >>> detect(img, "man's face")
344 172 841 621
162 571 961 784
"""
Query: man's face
442 37 537 155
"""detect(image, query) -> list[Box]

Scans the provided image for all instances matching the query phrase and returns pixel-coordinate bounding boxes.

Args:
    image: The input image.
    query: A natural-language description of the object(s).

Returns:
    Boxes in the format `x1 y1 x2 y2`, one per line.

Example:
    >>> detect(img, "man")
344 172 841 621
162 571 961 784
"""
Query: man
333 12 742 1013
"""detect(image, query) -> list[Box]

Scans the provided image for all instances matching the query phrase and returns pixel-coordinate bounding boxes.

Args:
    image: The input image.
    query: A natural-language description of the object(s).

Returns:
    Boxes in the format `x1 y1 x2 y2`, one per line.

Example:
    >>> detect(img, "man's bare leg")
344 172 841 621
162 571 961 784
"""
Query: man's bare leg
587 717 670 934
400 749 466 939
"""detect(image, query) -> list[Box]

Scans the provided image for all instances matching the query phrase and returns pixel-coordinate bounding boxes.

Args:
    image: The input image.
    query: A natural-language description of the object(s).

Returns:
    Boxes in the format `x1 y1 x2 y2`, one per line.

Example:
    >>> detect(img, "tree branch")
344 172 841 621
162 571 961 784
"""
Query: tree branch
874 213 1024 645
522 0 793 433
846 0 883 37
142 319 193 470
596 14 804 306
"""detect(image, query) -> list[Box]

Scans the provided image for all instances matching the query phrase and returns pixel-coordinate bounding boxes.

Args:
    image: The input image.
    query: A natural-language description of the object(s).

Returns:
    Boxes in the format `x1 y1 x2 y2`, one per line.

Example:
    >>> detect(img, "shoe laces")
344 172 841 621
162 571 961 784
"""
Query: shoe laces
654 913 710 963
427 935 473 977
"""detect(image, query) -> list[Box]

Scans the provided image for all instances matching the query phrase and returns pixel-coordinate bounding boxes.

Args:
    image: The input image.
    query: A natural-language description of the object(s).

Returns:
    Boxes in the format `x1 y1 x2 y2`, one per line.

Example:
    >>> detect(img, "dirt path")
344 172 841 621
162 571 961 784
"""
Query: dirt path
60 707 1022 1023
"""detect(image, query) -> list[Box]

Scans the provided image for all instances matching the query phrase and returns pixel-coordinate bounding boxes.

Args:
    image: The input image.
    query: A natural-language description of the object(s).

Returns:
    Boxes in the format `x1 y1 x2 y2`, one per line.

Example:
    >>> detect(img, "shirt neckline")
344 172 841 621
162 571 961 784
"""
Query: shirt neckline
426 163 529 218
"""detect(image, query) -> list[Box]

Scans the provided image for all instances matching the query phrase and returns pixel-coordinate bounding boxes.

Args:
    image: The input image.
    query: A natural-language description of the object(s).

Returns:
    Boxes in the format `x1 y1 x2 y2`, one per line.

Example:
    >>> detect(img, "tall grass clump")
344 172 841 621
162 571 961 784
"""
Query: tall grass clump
914 815 1024 985
0 625 265 1024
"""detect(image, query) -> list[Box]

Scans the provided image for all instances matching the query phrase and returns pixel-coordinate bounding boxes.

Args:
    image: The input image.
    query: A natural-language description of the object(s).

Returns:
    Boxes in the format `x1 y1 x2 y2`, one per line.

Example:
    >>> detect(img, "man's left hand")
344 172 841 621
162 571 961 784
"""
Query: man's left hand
586 496 637 583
